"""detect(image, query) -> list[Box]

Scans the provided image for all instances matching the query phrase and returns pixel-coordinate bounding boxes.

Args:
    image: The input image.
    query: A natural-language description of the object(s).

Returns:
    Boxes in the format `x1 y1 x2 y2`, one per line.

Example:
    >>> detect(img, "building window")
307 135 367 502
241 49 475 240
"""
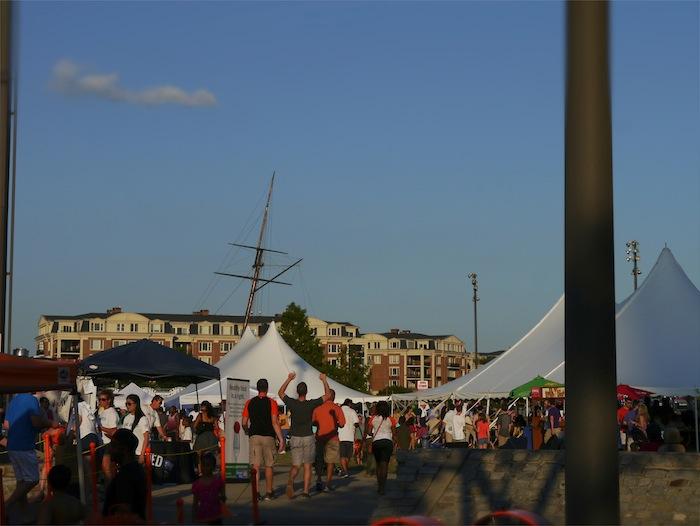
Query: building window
200 325 210 335
221 342 233 353
407 341 415 349
367 343 371 349
437 356 442 365
200 356 212 364
90 339 103 351
150 323 162 333
112 340 126 347
391 341 398 349
329 358 338 366
329 327 339 336
389 367 399 377
389 355 400 365
61 325 73 333
176 327 189 335
328 344 341 354
372 355 382 365
129 323 139 332
90 322 104 332
390 380 399 387
373 342 381 349
200 342 212 352
38 341 45 351
116 323 125 332
222 325 232 336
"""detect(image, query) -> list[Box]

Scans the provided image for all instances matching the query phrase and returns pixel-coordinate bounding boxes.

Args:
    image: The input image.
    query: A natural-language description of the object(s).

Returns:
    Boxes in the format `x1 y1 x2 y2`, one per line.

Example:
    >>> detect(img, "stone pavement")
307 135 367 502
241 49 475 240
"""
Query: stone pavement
153 464 386 525
371 449 700 526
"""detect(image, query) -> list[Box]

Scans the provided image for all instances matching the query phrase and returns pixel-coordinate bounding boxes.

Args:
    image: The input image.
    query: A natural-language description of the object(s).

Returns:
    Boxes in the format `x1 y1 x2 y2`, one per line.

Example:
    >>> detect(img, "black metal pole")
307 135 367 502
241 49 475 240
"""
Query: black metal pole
468 273 478 369
565 1 619 524
0 1 12 353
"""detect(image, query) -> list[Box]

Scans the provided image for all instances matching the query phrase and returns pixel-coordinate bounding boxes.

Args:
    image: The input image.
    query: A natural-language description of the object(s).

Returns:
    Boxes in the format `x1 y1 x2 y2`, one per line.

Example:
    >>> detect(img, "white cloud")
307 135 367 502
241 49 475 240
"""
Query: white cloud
51 59 217 107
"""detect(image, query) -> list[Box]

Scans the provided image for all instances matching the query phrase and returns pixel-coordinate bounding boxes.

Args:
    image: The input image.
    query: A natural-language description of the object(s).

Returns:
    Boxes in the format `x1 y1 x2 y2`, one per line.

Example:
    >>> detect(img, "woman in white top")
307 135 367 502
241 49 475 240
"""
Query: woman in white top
97 389 120 478
368 400 396 495
121 394 150 463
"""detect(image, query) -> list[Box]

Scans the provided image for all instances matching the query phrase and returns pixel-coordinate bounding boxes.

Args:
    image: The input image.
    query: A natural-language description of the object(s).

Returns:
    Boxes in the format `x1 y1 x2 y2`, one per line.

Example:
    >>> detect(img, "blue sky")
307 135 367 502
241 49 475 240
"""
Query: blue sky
10 1 699 354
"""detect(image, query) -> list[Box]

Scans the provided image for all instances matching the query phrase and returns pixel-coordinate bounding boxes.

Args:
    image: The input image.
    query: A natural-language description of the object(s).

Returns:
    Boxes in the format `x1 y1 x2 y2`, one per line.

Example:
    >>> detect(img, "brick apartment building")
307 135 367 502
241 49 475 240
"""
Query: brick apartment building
37 308 472 393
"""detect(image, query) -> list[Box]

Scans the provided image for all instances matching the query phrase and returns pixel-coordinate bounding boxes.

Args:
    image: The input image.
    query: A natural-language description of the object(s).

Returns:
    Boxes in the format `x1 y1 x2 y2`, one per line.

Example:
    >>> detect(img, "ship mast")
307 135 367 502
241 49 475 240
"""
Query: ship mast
243 172 275 328
215 172 302 331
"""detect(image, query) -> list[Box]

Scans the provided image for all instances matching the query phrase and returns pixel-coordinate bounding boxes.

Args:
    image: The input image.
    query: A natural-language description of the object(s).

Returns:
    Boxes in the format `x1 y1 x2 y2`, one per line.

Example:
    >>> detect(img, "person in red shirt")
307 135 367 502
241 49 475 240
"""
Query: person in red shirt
476 412 491 449
311 390 346 492
242 379 285 501
617 398 631 450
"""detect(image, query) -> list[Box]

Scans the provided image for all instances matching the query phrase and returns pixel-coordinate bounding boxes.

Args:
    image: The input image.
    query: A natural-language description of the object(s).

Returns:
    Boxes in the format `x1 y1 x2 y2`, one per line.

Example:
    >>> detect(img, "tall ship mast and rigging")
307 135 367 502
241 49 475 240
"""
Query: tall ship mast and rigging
215 172 302 330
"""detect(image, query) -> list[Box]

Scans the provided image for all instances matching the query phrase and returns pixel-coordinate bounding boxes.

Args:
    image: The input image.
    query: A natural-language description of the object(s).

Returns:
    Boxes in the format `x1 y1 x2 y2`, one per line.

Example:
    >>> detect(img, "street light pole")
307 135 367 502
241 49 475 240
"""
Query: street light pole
468 273 479 370
625 240 641 291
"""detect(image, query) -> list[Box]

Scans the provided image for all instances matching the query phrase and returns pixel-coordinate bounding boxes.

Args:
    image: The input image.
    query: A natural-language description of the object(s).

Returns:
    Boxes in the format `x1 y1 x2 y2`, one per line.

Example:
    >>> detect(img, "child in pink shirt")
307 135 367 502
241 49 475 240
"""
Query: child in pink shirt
192 454 225 524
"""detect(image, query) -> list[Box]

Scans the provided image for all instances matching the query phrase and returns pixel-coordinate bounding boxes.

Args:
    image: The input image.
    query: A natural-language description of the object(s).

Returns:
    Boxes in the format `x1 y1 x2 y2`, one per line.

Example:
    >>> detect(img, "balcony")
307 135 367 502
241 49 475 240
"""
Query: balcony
406 357 422 366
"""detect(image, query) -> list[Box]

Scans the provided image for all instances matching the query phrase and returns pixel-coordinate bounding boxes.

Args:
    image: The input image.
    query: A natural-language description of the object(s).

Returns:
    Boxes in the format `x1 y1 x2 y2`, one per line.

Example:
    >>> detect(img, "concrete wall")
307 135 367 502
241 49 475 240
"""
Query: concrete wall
373 449 700 525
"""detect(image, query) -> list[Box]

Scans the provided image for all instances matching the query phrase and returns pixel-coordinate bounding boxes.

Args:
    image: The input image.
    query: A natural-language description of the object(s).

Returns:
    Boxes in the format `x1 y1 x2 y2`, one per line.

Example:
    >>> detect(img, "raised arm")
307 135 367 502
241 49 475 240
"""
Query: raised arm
278 372 296 400
320 373 331 401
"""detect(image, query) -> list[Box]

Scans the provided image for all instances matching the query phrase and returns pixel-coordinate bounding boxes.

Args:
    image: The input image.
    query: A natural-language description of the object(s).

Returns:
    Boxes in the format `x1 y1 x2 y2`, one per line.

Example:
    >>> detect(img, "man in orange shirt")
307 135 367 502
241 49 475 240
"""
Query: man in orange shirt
311 389 346 492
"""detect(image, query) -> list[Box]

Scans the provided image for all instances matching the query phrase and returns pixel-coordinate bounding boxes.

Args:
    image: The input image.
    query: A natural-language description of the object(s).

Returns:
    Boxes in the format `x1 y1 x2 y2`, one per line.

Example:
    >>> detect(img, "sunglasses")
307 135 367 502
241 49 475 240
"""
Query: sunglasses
99 398 109 402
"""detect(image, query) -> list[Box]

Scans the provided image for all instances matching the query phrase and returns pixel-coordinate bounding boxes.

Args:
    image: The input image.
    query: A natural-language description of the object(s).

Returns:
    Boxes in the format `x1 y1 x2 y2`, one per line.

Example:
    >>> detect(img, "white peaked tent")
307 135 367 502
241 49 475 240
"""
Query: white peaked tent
394 247 699 400
174 322 381 405
115 382 152 409
547 247 700 395
166 328 260 406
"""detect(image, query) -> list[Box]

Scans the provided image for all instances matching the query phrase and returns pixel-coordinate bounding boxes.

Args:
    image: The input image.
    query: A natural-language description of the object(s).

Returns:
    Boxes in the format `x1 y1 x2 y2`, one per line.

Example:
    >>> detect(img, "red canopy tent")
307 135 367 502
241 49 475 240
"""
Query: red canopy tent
0 353 78 394
617 384 654 401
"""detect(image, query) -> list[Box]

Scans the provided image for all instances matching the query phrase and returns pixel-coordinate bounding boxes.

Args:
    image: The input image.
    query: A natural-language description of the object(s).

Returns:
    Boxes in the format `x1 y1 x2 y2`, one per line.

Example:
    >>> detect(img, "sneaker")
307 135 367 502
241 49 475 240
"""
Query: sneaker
300 492 311 498
323 484 335 492
340 472 350 479
264 492 274 501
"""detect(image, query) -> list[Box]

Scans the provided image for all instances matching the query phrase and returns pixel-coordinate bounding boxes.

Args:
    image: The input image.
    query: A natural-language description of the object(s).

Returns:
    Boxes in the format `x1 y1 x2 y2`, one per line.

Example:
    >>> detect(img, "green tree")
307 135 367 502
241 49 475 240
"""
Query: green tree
377 385 414 395
278 302 325 368
278 303 370 393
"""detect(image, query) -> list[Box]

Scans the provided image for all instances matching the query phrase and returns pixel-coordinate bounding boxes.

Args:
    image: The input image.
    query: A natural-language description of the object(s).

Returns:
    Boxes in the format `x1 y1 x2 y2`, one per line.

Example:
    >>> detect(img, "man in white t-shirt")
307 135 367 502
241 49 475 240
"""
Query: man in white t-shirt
338 399 360 478
443 401 456 443
188 404 200 422
142 396 166 441
451 402 467 444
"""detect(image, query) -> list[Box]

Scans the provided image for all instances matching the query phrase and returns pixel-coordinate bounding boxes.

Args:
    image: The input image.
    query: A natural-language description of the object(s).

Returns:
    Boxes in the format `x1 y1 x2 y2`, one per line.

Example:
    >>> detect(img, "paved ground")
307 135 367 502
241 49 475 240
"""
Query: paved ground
153 465 387 525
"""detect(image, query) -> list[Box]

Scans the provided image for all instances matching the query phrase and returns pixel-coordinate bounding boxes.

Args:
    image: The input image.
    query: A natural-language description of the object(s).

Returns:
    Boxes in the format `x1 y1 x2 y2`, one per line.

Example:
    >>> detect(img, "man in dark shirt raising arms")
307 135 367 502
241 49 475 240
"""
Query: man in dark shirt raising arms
278 371 331 498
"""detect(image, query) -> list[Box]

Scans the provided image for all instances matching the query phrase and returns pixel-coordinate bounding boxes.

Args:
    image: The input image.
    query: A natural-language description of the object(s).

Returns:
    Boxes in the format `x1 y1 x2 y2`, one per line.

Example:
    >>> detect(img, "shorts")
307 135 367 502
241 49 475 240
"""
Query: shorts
9 450 40 483
339 441 354 460
249 435 276 468
290 435 316 466
324 439 340 464
372 439 393 463
477 438 489 447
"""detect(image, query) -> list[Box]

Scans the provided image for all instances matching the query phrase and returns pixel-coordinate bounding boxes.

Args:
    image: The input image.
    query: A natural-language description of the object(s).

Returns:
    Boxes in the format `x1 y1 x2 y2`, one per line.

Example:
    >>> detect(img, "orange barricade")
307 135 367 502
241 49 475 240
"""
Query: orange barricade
250 467 260 525
145 447 153 523
219 436 226 482
176 497 184 525
1 468 6 526
43 432 51 490
89 442 98 515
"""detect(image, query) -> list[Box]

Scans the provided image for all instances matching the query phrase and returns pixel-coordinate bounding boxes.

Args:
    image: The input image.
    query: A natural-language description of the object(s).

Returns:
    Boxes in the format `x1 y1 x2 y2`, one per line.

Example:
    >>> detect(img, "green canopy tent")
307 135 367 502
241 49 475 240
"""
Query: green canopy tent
510 375 564 399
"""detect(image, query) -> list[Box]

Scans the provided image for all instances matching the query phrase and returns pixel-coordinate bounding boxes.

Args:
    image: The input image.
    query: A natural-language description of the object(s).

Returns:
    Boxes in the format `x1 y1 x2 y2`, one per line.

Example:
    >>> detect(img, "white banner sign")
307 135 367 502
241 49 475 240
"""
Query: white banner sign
225 378 250 481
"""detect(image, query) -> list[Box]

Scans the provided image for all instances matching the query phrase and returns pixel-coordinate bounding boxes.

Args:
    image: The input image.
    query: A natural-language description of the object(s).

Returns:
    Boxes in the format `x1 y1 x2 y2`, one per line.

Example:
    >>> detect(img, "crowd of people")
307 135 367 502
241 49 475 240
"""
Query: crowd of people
1 382 695 524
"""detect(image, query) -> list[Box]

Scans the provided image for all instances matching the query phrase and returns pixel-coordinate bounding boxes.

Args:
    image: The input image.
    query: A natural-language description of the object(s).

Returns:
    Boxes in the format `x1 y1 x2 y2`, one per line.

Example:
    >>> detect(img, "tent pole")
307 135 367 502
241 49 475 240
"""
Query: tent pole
695 397 699 454
526 397 530 417
486 397 490 417
196 383 200 406
72 392 86 505
218 378 224 411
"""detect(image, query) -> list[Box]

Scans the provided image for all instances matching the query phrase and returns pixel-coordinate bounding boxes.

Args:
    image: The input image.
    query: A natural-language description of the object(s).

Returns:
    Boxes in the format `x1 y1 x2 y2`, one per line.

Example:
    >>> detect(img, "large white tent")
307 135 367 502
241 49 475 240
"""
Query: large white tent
394 247 699 400
172 322 381 406
547 247 700 395
166 328 260 406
